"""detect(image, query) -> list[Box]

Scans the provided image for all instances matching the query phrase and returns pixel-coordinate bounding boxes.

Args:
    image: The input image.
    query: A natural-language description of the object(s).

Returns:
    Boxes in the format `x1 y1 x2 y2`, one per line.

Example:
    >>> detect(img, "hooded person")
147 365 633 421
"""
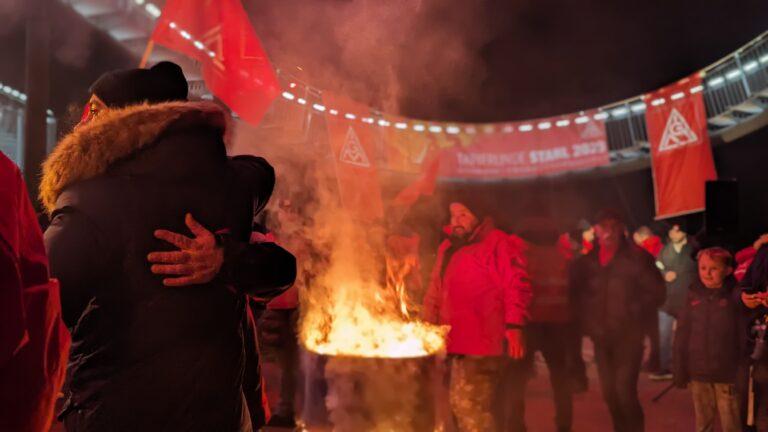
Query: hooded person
42 62 295 431
422 201 531 432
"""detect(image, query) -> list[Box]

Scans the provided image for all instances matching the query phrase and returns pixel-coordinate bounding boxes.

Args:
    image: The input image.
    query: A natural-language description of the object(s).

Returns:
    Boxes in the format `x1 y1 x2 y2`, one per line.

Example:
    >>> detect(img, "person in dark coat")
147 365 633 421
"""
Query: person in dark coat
652 223 698 380
741 244 768 430
570 210 666 432
673 247 741 432
42 62 295 432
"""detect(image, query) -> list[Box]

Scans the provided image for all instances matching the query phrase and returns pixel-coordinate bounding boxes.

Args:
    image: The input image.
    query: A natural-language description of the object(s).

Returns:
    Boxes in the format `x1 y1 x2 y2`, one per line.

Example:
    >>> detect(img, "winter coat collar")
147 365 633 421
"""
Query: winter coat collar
690 277 738 298
40 101 228 214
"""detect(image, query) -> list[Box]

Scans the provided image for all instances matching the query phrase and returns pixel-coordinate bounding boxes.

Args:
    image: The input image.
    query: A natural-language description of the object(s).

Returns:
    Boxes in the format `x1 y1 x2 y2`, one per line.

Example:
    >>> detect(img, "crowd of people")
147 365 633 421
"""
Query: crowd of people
411 202 768 432
2 61 768 432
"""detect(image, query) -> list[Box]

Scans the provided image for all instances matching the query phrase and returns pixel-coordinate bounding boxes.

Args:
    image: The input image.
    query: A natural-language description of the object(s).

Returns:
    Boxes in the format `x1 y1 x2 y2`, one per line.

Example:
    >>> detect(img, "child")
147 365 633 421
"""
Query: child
673 247 741 432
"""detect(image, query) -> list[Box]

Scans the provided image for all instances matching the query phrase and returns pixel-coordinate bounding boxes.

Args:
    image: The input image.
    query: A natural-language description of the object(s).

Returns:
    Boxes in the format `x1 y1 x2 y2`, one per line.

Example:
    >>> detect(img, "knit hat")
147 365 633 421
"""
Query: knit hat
89 61 188 108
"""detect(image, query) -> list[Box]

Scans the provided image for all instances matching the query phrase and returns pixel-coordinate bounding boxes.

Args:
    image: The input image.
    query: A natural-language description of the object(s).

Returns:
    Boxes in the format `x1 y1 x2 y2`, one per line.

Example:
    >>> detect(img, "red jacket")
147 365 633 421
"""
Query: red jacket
0 153 70 432
526 236 573 323
735 246 757 282
422 219 531 356
639 236 663 258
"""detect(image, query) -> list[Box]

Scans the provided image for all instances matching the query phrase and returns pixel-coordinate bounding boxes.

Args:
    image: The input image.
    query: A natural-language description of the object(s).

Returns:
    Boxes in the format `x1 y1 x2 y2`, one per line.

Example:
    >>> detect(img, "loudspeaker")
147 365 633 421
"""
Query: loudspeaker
705 179 739 236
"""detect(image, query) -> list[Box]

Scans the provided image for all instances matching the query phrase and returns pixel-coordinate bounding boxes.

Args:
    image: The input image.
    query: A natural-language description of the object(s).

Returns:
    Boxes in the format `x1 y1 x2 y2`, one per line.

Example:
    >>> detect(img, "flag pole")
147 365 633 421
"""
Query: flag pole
139 40 155 68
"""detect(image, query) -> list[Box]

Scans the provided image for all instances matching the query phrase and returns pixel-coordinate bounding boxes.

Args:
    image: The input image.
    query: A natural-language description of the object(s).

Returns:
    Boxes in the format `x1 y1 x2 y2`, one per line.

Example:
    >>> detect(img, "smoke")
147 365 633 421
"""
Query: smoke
232 60 447 429
0 0 24 35
247 0 498 119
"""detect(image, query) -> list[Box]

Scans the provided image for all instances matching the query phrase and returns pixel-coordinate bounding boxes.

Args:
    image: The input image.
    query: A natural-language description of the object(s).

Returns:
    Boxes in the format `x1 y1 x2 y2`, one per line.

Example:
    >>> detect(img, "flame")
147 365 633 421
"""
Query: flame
300 231 446 359
301 278 447 358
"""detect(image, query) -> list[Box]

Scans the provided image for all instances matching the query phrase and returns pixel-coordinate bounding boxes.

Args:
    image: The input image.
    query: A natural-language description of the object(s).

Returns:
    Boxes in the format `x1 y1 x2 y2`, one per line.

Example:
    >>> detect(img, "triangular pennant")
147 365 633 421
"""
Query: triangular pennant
658 108 699 152
339 127 371 167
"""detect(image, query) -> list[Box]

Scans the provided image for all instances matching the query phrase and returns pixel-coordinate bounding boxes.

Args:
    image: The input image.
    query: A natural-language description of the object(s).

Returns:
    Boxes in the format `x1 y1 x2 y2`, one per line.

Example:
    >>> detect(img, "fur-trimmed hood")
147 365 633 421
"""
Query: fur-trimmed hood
40 101 228 214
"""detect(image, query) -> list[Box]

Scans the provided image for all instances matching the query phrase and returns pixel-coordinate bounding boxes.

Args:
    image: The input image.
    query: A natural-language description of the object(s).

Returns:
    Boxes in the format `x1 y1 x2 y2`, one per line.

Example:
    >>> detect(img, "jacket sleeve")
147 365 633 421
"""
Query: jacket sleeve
229 156 275 216
421 241 448 324
44 205 107 328
672 291 691 387
637 250 667 311
219 237 297 298
499 234 532 327
741 246 768 294
568 257 585 323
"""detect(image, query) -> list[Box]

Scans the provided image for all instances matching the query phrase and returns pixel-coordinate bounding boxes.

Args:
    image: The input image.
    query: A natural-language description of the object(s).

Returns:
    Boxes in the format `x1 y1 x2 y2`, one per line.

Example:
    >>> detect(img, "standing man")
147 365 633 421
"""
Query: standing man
422 202 531 432
653 223 697 380
43 62 295 431
504 217 574 432
632 225 664 375
571 210 666 432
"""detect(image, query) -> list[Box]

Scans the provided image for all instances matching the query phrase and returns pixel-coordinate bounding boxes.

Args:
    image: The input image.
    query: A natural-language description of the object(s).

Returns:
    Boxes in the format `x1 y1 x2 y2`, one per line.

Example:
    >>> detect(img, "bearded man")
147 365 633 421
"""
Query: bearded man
422 202 531 432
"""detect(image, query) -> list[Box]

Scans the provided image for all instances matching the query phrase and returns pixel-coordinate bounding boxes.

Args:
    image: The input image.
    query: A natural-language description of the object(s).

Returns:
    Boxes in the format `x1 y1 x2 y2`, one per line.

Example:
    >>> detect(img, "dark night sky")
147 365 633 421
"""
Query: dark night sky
1 0 767 124
248 0 768 122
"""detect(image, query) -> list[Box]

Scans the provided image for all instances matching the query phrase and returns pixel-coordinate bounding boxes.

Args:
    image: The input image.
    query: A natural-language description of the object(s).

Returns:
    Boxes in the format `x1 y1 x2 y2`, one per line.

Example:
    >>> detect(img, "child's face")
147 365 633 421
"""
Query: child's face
698 254 732 289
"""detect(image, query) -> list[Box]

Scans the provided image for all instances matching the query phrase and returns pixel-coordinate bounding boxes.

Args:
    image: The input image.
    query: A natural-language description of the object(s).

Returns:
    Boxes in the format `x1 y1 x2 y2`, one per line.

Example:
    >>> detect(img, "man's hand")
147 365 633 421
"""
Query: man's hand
742 292 763 309
147 213 224 287
664 271 677 283
506 328 525 359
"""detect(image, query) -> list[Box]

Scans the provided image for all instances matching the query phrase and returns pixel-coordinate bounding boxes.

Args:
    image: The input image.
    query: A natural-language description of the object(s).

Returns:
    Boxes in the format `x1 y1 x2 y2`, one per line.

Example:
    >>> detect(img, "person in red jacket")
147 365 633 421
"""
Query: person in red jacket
633 226 663 258
422 202 531 432
734 234 768 282
502 217 574 432
0 152 70 432
632 225 664 375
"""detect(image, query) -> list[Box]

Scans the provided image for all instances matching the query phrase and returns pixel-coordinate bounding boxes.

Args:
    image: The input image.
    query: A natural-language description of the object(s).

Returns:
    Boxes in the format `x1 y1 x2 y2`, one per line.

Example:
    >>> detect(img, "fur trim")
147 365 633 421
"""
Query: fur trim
40 101 228 214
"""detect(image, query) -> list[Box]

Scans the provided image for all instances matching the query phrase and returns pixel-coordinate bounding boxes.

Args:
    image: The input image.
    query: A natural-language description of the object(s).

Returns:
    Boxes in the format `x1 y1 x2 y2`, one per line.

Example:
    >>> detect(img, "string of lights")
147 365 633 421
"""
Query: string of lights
0 82 55 117
136 0 766 135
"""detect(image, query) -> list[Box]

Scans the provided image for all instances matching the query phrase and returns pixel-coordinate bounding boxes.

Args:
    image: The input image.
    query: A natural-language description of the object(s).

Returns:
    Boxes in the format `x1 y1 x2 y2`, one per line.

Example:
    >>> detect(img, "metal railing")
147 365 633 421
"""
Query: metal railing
267 30 768 165
0 97 58 170
601 30 768 154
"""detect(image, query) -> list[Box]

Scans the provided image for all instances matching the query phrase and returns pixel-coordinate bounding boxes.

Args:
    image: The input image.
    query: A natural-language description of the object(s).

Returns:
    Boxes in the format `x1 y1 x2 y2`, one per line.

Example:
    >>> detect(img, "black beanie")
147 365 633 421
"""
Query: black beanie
89 61 188 108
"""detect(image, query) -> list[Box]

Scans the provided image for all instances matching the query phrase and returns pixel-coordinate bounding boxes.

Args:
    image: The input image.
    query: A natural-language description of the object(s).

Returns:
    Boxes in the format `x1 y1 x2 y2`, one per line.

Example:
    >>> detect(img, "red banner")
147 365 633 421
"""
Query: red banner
645 74 717 219
323 93 384 221
151 0 280 125
438 112 609 179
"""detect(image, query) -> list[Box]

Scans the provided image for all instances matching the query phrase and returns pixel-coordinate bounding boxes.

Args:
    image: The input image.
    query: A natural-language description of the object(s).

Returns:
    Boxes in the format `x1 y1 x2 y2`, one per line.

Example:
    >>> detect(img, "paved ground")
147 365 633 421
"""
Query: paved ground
259 339 698 432
525 349 695 432
51 339 698 431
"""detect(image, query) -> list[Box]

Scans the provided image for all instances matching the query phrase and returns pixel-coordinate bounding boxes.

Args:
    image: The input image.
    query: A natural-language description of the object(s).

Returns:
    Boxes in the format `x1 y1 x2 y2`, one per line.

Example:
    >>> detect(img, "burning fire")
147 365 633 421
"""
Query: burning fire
300 231 446 358
301 278 447 358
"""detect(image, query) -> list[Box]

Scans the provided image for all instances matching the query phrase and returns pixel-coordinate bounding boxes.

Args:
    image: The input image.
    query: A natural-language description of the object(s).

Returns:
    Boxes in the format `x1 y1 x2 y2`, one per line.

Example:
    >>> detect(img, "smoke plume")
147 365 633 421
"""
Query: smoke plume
247 0 498 120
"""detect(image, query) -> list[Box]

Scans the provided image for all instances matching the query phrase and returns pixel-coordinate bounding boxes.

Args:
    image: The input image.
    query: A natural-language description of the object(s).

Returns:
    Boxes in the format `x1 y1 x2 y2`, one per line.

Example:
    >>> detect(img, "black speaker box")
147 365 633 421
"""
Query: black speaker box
705 179 739 236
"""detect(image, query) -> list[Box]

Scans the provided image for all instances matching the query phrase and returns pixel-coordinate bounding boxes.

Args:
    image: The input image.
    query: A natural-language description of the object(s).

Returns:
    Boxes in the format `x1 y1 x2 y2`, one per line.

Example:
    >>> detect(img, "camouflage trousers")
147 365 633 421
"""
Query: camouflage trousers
449 355 504 432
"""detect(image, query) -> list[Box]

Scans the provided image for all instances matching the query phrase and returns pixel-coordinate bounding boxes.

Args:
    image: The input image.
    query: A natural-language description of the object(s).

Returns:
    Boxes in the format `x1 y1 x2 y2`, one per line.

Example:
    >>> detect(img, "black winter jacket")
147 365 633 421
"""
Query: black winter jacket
740 246 768 373
570 240 666 341
672 278 742 386
42 101 295 431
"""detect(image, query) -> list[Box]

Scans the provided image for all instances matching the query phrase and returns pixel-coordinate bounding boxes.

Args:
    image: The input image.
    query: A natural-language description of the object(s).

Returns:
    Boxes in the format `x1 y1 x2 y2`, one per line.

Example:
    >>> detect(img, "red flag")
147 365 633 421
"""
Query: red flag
645 74 717 219
322 92 384 221
392 156 440 208
151 0 280 125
